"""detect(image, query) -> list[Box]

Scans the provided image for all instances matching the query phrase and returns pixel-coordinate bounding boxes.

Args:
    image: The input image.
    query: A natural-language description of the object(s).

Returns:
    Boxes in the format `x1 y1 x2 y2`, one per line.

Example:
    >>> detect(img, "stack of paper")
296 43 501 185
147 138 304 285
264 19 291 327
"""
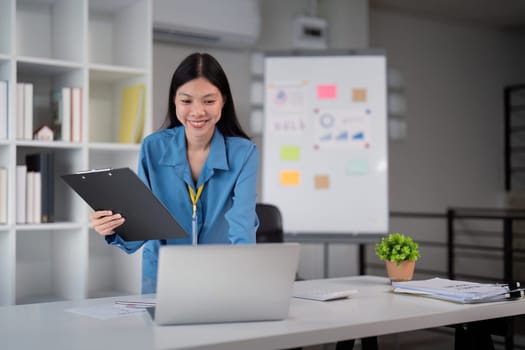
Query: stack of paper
392 278 523 304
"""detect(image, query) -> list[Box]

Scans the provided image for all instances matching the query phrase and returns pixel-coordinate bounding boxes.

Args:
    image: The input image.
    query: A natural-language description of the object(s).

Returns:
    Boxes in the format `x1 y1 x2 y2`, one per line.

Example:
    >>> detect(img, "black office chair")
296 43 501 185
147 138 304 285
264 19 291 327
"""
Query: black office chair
255 203 304 282
255 203 302 350
255 203 284 243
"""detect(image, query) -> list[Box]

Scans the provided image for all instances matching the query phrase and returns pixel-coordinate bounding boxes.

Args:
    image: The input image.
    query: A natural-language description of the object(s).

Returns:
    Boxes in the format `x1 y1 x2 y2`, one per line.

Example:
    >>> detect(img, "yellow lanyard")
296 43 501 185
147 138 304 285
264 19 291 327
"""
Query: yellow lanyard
188 184 204 245
188 184 204 218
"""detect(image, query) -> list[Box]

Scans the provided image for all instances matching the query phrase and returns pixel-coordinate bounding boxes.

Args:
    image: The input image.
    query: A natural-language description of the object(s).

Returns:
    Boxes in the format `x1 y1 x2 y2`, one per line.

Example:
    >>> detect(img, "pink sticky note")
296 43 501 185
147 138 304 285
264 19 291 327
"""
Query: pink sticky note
317 85 337 99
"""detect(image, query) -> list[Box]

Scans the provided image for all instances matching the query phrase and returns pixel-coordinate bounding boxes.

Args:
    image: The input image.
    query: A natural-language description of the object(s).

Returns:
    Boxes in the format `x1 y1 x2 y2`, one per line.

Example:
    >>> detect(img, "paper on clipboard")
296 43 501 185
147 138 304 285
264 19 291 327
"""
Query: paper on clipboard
61 167 188 242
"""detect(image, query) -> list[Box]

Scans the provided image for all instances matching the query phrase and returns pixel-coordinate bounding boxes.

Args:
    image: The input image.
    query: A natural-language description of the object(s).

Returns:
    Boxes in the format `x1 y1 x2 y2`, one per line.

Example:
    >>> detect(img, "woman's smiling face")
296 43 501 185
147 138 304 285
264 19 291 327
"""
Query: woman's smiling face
174 77 225 140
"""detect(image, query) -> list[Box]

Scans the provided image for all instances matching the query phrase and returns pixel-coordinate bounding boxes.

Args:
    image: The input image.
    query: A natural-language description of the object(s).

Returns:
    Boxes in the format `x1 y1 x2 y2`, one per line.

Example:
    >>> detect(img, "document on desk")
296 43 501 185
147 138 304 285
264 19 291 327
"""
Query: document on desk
66 297 156 320
392 278 524 304
66 303 147 320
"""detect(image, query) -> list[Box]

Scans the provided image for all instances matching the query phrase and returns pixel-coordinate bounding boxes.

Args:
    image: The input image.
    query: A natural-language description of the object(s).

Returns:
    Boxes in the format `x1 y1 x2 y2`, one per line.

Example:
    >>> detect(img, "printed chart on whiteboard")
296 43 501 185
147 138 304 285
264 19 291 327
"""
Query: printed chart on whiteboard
261 52 388 234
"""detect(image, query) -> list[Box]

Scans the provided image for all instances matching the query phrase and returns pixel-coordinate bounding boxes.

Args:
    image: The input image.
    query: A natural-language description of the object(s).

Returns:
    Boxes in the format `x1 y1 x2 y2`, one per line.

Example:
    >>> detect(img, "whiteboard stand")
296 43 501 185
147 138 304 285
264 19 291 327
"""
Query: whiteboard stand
284 233 387 278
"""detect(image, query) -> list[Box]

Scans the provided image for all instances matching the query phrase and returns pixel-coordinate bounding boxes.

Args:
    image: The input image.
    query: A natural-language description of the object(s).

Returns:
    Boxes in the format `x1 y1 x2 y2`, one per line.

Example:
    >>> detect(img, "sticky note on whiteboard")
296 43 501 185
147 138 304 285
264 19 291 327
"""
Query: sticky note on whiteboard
314 175 330 189
280 170 301 186
346 159 369 175
352 88 367 102
317 84 337 99
281 146 300 160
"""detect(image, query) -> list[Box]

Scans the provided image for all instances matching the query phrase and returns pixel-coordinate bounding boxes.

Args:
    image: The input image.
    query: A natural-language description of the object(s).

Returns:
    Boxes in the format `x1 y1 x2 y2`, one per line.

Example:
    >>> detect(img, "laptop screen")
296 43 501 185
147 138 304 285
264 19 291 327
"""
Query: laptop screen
154 243 300 325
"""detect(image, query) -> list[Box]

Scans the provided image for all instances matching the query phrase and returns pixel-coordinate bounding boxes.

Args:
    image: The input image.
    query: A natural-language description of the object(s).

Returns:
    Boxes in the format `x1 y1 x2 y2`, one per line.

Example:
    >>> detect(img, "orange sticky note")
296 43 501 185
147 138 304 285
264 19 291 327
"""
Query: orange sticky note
314 175 330 189
280 170 301 186
317 85 337 99
352 88 367 102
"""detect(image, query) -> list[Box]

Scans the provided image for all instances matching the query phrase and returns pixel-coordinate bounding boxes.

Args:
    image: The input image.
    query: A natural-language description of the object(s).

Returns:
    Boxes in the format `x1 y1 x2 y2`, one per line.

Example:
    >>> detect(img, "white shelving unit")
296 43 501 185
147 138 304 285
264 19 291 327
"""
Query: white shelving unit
0 0 152 305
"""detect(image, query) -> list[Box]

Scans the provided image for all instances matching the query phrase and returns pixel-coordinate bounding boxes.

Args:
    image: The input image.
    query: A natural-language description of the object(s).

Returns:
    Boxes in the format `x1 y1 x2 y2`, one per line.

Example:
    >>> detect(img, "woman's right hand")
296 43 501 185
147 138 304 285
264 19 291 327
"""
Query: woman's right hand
91 210 125 236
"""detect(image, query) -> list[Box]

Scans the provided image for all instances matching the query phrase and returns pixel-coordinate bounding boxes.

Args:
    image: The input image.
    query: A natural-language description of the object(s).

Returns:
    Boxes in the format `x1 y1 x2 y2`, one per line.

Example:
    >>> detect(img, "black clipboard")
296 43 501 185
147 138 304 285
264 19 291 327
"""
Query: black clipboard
61 167 188 242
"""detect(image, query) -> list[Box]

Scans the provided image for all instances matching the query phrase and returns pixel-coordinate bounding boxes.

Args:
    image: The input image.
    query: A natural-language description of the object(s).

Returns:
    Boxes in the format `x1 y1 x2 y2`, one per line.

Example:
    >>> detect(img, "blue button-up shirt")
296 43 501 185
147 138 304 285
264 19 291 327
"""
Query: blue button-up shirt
106 126 259 293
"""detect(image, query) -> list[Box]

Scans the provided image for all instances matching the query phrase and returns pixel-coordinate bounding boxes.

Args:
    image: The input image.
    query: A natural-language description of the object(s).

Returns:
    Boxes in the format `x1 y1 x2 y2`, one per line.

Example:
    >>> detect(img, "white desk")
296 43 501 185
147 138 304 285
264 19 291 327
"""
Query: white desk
2 276 525 350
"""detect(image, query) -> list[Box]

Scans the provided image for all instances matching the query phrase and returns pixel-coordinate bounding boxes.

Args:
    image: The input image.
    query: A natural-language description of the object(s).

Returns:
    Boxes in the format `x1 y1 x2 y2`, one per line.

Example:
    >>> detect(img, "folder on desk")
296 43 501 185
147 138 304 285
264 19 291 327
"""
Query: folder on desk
392 278 524 304
61 167 188 242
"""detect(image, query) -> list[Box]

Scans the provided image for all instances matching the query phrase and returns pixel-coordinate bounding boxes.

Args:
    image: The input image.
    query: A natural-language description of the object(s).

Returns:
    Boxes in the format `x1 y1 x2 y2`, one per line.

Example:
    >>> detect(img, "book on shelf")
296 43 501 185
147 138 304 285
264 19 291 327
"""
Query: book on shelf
26 152 54 223
25 171 35 223
118 84 145 143
0 167 6 224
0 80 7 140
51 87 71 142
26 171 41 224
71 87 82 143
23 83 33 140
16 82 34 140
35 172 42 224
16 83 24 139
16 165 26 223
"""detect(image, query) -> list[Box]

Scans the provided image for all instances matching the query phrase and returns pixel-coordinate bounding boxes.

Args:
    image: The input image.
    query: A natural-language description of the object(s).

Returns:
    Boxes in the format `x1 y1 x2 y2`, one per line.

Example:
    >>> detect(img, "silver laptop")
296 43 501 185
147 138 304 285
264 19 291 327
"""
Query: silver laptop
153 243 300 325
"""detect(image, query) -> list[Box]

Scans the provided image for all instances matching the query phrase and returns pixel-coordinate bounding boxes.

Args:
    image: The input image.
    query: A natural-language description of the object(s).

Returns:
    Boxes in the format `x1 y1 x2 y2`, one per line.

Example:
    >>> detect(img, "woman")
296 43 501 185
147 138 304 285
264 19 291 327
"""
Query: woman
91 53 259 293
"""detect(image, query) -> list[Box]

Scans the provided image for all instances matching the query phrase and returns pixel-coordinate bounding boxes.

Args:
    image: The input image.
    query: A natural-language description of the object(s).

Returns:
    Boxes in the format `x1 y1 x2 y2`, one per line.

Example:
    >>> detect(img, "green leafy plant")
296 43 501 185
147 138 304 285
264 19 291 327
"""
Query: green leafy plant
375 233 421 266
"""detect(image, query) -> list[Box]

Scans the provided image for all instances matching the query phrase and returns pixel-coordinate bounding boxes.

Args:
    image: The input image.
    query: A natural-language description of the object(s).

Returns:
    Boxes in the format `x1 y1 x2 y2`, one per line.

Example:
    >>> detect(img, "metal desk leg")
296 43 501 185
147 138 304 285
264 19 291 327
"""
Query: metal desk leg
335 339 355 350
454 321 496 350
503 219 515 350
335 337 378 350
359 243 366 275
362 337 379 350
505 318 514 350
447 209 455 280
323 242 329 278
503 218 513 283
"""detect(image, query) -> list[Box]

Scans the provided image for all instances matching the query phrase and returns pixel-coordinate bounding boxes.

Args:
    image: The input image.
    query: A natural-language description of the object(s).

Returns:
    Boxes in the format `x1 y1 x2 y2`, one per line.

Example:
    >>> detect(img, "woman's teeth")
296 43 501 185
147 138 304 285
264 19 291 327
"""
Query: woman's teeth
189 120 206 127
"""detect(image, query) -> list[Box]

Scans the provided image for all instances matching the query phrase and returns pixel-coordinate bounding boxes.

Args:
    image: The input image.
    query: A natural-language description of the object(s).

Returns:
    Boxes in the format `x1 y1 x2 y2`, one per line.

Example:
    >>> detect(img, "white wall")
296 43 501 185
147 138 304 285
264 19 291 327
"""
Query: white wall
318 0 369 49
371 10 525 213
257 0 368 50
367 9 525 280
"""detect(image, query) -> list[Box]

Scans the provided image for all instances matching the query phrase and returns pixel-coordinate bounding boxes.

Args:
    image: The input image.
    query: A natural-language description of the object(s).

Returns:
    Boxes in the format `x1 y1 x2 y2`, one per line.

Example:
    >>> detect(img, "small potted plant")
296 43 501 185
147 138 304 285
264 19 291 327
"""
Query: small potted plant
375 233 421 281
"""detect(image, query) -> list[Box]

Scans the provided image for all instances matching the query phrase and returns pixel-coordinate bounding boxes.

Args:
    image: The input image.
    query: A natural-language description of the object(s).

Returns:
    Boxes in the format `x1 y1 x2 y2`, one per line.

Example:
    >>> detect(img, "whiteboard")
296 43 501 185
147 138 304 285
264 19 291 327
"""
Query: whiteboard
261 51 388 234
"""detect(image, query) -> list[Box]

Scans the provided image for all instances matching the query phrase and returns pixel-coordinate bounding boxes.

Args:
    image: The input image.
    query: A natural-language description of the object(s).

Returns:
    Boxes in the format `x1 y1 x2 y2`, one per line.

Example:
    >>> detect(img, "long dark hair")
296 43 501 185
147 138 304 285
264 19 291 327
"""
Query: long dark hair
162 53 250 139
